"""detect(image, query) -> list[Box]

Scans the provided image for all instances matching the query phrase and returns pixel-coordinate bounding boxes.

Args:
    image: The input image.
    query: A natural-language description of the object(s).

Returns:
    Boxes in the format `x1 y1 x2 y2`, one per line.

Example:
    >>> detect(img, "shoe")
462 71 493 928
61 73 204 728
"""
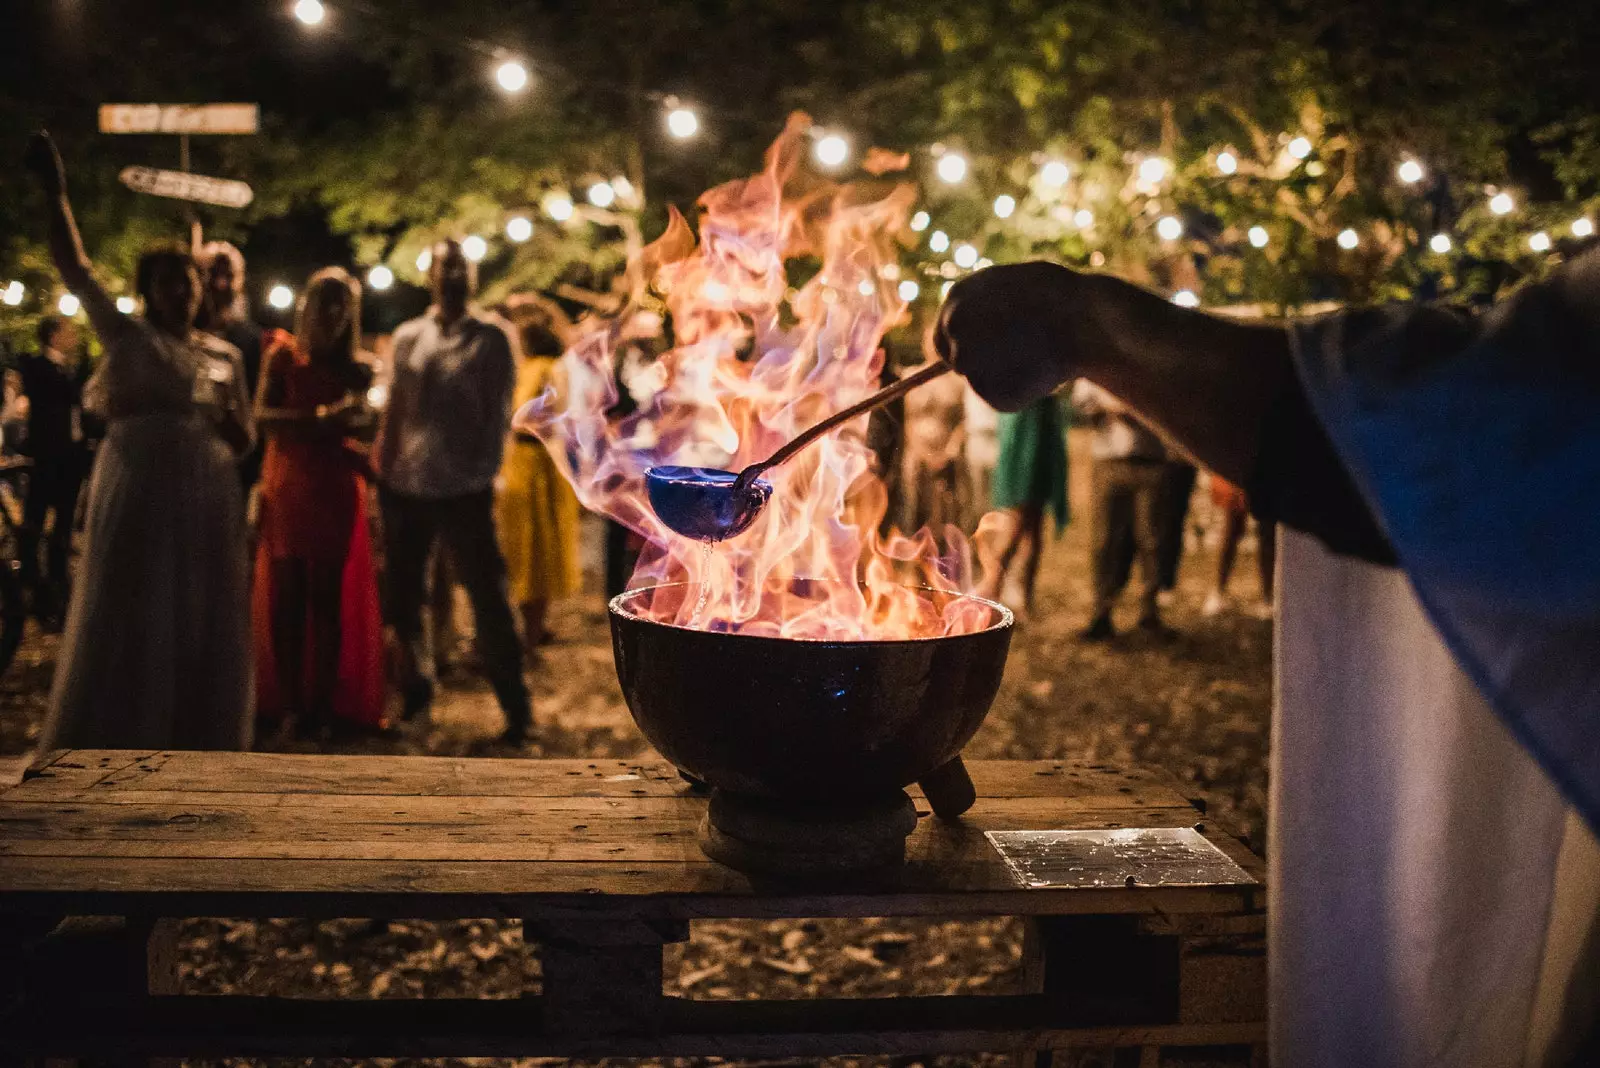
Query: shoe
400 680 434 722
1079 614 1115 642
1136 613 1179 641
1202 590 1229 617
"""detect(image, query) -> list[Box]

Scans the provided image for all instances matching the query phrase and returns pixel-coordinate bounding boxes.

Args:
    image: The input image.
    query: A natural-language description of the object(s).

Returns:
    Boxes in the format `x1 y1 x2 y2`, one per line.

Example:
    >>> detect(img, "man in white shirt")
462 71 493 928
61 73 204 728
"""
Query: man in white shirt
374 239 532 745
934 254 1600 1067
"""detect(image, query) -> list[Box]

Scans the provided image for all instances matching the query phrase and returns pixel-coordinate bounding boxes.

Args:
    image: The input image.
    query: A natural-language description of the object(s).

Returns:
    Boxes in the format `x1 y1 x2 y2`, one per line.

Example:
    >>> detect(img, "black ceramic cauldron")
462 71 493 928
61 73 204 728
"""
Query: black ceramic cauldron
608 583 1013 807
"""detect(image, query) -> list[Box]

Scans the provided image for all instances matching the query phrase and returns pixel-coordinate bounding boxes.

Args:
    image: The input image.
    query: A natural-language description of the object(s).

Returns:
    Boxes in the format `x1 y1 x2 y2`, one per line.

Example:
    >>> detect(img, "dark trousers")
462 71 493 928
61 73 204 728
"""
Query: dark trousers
380 487 531 733
21 452 85 611
1089 457 1166 620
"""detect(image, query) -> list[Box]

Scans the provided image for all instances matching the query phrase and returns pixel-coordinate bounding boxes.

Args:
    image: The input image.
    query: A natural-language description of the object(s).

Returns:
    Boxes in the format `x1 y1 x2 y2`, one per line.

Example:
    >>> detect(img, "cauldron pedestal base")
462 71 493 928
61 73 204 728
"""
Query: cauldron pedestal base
698 788 919 876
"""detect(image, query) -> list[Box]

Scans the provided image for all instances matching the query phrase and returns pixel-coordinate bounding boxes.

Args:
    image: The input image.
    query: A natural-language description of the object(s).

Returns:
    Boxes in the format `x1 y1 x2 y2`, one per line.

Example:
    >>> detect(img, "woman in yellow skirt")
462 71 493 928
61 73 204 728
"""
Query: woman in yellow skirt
497 320 581 660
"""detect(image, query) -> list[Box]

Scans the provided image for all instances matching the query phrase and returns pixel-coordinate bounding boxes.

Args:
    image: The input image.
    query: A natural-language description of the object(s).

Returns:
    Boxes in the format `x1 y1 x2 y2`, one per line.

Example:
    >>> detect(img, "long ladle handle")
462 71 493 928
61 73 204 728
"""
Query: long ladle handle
740 361 951 486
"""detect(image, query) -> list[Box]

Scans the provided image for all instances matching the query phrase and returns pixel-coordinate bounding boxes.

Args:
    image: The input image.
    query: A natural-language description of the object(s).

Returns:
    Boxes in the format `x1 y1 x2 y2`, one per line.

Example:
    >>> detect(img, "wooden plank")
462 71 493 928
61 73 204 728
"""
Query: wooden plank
0 991 1266 1058
0 855 1257 920
4 751 162 800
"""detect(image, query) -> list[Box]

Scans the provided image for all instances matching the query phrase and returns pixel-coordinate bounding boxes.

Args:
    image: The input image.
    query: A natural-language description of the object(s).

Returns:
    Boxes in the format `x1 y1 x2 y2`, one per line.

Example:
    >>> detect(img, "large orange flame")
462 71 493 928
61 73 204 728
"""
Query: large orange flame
516 114 994 640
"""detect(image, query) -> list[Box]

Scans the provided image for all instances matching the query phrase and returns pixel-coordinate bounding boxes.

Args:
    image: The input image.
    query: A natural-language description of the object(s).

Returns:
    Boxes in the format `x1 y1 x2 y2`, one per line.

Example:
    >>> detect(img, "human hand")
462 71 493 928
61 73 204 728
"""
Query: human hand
25 130 66 197
931 261 1088 412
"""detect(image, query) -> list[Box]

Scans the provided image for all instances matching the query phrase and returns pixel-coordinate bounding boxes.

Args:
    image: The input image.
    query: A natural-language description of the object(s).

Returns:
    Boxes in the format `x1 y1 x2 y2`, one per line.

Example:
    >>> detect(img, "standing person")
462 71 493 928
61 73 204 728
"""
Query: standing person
1202 475 1275 617
373 239 532 746
978 391 1068 615
899 357 970 533
196 241 265 492
27 131 254 751
1071 380 1172 640
496 319 581 659
252 268 385 739
16 315 92 627
935 257 1600 1067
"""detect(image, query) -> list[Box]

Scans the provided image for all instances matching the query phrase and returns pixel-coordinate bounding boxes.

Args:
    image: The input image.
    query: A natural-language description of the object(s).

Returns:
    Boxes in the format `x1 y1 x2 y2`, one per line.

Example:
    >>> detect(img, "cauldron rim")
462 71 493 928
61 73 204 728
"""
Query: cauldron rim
608 582 1014 646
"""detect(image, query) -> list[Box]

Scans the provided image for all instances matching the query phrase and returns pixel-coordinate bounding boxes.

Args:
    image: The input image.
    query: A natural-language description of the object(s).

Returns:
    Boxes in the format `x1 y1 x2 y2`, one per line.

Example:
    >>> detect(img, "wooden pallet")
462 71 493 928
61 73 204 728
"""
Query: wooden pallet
0 750 1267 1063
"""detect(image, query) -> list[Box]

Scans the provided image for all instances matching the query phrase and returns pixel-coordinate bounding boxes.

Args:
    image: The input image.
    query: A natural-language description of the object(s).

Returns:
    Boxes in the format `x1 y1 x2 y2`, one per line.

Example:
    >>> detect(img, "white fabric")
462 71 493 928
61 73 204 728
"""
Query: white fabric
1272 527 1599 1067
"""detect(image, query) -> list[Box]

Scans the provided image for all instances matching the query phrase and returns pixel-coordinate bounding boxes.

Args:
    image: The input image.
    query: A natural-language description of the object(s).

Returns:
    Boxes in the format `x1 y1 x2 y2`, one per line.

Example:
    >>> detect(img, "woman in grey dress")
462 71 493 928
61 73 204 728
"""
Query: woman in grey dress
27 132 255 751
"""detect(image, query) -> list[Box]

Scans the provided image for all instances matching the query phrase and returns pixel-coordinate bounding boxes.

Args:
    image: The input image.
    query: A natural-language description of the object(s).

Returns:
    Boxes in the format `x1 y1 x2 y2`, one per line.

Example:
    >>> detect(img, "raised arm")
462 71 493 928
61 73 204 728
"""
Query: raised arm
25 132 117 327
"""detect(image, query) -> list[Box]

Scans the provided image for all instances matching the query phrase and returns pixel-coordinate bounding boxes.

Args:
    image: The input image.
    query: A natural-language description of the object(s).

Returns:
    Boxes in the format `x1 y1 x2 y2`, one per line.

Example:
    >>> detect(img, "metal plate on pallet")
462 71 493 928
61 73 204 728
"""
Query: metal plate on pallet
985 827 1258 889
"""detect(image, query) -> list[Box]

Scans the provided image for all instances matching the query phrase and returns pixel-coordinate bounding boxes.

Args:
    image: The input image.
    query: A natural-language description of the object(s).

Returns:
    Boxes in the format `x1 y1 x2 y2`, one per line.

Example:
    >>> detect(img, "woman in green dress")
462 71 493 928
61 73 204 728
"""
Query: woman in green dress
979 391 1069 614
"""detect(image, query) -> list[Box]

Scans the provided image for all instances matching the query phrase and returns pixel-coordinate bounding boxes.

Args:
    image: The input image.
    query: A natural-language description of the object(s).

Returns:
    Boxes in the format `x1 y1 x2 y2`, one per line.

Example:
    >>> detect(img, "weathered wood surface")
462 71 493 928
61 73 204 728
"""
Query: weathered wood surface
0 751 1263 919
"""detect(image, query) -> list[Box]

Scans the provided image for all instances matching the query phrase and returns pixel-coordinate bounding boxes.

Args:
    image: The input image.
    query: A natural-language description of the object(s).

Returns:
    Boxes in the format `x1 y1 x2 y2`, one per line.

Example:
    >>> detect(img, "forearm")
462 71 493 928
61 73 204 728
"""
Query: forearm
1071 274 1294 485
43 190 96 297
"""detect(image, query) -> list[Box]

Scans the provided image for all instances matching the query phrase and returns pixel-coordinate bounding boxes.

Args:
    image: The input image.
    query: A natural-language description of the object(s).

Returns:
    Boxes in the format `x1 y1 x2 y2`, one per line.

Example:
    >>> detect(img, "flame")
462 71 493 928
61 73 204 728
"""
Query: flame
517 114 998 640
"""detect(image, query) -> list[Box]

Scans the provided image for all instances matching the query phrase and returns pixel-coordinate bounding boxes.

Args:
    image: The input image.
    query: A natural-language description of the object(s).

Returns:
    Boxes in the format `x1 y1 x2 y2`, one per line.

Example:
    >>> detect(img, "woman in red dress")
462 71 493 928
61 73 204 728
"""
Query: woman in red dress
253 267 385 737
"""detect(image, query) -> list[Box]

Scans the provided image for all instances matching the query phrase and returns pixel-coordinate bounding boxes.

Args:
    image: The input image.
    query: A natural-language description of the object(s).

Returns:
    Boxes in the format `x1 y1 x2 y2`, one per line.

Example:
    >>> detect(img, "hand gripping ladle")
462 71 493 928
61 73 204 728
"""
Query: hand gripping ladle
645 361 951 541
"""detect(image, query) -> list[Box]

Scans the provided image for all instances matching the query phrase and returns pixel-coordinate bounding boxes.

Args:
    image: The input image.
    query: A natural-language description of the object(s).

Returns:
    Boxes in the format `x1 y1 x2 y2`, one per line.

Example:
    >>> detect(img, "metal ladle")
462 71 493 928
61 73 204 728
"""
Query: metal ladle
646 361 952 541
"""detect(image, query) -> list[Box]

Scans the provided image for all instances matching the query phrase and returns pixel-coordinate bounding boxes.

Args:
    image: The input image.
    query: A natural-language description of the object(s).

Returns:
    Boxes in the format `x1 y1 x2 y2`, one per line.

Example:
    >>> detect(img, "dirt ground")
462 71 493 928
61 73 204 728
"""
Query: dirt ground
0 435 1275 1068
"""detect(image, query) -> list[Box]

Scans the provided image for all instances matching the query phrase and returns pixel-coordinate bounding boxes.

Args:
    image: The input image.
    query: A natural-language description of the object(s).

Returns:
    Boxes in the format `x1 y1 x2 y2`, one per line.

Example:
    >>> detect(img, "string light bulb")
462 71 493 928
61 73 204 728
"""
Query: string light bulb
928 230 950 253
1528 232 1552 253
1216 151 1238 175
1488 192 1515 216
587 182 615 208
1248 226 1269 248
1172 289 1200 307
1337 228 1360 250
814 134 849 168
367 265 394 291
293 0 325 27
461 235 488 262
953 243 979 269
1398 159 1425 185
267 285 293 310
415 249 432 272
116 296 136 314
897 280 920 302
1429 233 1453 254
993 195 1016 219
495 60 529 94
2 281 23 306
666 106 699 140
1571 218 1594 238
910 211 930 232
1138 157 1170 186
505 215 533 242
1073 208 1094 228
56 293 80 316
1039 160 1070 187
545 193 574 222
936 152 968 184
1156 215 1183 241
1287 136 1312 160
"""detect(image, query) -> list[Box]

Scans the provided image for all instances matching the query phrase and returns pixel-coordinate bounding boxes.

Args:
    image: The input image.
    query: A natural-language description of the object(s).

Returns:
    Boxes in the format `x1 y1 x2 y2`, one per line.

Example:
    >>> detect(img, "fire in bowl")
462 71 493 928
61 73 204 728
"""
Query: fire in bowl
608 583 1014 874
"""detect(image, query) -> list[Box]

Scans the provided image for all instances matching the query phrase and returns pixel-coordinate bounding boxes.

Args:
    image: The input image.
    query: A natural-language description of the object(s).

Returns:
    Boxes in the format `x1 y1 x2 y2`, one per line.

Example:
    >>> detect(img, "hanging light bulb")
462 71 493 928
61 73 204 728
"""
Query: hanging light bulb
1039 160 1070 187
1172 289 1200 307
367 265 394 291
1216 151 1238 175
897 280 920 302
1488 192 1515 216
56 293 80 316
814 134 849 168
495 60 529 94
1573 218 1596 238
1429 233 1453 254
1528 231 1552 253
953 243 979 269
666 106 699 139
936 153 967 184
545 193 574 222
993 195 1016 219
910 211 930 233
292 0 325 27
415 248 432 272
267 285 293 310
1073 208 1094 229
1397 159 1425 185
505 216 533 242
587 182 616 208
928 230 950 253
461 235 488 262
1248 226 1270 248
1138 157 1170 186
115 296 136 314
1287 136 1312 160
2 281 24 307
1337 228 1360 250
1156 215 1183 241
